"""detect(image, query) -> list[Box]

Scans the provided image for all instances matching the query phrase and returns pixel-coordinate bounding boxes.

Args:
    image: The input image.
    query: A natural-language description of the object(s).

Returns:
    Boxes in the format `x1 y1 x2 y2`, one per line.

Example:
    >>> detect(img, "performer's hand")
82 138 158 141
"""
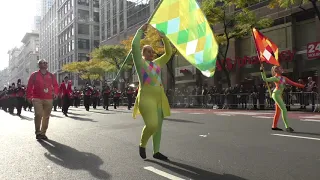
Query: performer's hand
53 94 57 99
260 66 264 71
141 23 148 32
158 31 166 38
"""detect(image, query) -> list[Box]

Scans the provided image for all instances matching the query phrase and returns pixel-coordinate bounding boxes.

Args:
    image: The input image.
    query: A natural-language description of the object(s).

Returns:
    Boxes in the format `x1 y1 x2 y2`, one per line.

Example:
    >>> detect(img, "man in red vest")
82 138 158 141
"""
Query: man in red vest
26 59 59 140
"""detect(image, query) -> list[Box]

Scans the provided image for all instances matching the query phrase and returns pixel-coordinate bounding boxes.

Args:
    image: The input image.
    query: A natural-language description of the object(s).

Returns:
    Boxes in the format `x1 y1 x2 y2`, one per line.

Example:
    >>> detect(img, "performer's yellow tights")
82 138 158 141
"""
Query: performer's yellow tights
138 88 164 154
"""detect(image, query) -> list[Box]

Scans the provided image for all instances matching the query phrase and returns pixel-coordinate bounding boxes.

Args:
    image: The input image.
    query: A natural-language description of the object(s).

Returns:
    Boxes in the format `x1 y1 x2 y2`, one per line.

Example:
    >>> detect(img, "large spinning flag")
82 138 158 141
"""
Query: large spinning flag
149 0 219 77
252 28 280 66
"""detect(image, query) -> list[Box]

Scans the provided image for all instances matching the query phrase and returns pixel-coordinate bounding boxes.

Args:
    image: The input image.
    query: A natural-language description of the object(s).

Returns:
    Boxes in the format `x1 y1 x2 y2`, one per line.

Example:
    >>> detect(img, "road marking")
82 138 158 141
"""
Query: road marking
300 119 320 122
271 134 320 141
171 111 181 114
218 112 273 116
144 166 185 180
216 114 231 116
252 116 273 119
190 113 205 115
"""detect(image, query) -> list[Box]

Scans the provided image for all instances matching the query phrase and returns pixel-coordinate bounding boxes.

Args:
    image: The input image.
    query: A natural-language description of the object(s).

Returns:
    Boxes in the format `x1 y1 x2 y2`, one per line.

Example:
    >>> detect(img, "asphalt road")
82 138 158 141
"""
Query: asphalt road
0 106 320 180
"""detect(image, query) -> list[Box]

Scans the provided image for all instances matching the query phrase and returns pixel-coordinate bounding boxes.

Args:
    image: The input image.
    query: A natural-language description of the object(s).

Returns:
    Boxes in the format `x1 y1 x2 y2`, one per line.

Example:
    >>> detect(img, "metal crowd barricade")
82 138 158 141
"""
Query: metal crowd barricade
166 92 319 112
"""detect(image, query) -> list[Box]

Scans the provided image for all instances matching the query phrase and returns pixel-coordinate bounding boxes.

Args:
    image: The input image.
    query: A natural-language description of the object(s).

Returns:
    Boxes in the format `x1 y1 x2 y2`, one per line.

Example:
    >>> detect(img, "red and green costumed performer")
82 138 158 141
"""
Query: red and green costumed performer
131 24 172 160
260 65 305 132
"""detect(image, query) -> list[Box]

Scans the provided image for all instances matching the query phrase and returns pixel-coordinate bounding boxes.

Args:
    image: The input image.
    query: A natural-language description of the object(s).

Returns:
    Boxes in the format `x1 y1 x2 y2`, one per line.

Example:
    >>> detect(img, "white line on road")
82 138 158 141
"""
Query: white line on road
144 166 185 180
252 116 273 119
216 114 231 116
300 119 320 122
271 134 320 141
190 113 205 115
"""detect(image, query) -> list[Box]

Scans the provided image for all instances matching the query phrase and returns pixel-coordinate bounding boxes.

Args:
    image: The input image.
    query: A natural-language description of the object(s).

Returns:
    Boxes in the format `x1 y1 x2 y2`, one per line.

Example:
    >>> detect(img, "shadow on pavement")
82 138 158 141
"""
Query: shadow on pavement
164 118 204 124
293 131 320 136
50 114 63 118
89 111 115 115
38 140 111 179
145 159 247 180
68 116 98 122
68 112 85 116
20 115 33 121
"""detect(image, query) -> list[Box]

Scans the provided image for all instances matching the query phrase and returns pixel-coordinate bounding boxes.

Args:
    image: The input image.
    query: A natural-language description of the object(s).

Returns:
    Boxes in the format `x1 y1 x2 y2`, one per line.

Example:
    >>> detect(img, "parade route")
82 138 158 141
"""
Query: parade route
1 107 320 180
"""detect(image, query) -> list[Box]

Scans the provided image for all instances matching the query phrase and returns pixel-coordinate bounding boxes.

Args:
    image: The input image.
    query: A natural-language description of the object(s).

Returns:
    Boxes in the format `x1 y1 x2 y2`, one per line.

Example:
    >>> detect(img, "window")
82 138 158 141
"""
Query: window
78 9 89 22
78 53 88 61
94 25 100 36
93 0 99 8
71 40 74 50
78 39 89 49
78 0 89 6
94 40 100 48
94 12 99 22
78 24 89 35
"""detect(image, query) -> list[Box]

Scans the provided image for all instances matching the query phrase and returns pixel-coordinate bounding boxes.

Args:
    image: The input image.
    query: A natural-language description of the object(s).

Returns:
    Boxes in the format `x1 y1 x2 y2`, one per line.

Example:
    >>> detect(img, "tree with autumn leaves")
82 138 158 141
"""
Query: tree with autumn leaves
62 59 111 84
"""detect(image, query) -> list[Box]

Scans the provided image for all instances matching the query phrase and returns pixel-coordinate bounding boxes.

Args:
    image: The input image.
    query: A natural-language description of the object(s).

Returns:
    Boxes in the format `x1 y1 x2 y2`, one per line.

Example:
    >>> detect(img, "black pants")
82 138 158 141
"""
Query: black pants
103 95 109 110
113 97 119 109
53 99 58 111
62 96 70 114
127 95 133 109
74 97 79 107
84 95 91 111
92 97 98 109
16 97 24 115
8 97 16 114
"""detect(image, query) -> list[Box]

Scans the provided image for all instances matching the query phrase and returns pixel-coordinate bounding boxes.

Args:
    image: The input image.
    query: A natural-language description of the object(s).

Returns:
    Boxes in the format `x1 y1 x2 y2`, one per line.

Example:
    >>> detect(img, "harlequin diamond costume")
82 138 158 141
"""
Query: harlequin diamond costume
131 25 172 160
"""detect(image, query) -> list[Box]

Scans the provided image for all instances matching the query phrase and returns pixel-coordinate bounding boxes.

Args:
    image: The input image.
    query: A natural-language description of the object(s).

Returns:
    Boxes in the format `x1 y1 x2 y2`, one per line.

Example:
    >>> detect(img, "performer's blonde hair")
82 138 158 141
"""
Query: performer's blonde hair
271 66 278 76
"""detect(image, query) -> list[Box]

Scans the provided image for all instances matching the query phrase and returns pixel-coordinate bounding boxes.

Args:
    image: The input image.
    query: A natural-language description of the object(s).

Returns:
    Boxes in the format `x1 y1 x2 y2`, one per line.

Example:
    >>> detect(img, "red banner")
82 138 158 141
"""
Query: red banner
216 50 295 71
307 42 320 59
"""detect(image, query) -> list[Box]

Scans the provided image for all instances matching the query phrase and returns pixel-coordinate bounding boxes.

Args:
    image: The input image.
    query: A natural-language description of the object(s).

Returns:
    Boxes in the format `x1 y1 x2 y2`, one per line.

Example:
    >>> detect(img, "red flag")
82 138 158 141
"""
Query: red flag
252 28 279 66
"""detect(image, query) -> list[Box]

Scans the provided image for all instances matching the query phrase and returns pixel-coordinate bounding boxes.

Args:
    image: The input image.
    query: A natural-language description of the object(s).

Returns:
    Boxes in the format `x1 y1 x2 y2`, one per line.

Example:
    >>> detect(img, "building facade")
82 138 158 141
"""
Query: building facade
40 0 100 86
100 0 320 91
0 68 10 88
41 0 55 18
7 48 21 84
15 32 40 85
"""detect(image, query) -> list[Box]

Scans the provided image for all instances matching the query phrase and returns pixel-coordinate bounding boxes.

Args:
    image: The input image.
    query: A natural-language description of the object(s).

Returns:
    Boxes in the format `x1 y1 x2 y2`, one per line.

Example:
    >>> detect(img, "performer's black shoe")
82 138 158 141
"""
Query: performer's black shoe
286 127 294 132
139 146 146 159
271 127 283 131
153 152 168 161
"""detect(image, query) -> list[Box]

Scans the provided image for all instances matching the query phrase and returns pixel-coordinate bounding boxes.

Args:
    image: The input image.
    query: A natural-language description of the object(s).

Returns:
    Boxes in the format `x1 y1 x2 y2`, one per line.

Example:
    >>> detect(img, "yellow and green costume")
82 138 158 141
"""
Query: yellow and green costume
131 27 172 157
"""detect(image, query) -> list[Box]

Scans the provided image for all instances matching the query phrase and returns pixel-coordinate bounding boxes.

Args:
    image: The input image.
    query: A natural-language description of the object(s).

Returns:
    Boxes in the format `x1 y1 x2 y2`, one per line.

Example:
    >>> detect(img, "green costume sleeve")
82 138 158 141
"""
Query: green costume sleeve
261 72 279 82
131 29 144 70
153 37 173 67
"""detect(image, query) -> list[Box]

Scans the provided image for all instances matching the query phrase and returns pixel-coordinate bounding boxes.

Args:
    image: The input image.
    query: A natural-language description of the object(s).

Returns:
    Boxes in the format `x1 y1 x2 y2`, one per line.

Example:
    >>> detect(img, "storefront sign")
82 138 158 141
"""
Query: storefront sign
216 50 295 71
307 42 320 59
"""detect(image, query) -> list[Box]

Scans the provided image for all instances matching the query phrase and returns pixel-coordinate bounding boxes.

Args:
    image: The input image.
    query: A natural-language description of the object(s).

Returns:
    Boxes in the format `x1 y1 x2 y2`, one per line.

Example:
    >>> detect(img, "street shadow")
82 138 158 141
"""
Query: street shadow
89 110 115 115
20 115 33 121
38 140 111 179
293 131 320 136
68 112 85 116
68 116 98 122
50 114 63 118
109 109 131 114
145 159 247 180
164 118 203 124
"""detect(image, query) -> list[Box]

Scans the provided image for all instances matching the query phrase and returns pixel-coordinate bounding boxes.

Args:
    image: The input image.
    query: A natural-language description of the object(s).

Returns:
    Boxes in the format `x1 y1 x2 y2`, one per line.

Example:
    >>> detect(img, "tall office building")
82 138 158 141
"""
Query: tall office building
40 0 100 86
100 0 161 45
41 0 54 18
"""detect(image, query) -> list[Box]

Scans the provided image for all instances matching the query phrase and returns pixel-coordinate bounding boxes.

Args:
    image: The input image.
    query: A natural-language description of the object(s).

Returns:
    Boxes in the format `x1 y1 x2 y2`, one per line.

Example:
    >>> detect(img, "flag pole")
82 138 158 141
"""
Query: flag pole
251 28 272 97
113 0 164 82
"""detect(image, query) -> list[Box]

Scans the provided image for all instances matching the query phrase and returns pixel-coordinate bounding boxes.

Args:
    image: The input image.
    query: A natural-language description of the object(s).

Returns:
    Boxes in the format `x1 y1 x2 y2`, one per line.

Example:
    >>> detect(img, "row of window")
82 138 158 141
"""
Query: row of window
78 0 99 8
58 0 74 20
59 11 74 32
59 25 74 45
78 24 100 36
59 40 75 57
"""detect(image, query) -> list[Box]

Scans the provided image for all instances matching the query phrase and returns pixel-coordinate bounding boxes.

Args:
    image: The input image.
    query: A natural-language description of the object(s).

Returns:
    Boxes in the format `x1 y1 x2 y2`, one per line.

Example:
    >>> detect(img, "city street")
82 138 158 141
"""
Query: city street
0 107 320 180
